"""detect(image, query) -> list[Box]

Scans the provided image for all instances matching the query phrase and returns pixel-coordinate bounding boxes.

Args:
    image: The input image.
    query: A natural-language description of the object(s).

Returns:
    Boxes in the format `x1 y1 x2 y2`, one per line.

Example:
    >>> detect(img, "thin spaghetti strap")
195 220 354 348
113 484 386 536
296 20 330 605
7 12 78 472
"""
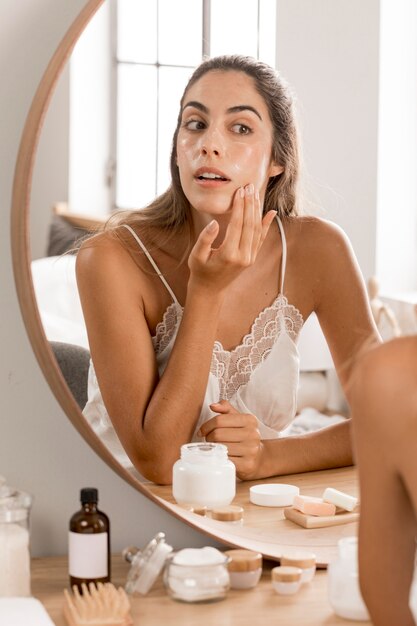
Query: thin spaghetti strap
121 224 179 305
276 216 287 294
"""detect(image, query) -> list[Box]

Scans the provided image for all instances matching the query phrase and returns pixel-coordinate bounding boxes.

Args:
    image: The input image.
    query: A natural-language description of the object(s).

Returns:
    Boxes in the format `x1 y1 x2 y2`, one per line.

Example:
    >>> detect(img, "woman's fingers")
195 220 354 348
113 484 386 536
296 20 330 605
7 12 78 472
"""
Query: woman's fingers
222 187 245 251
259 209 277 247
199 411 257 438
190 219 219 264
238 184 256 262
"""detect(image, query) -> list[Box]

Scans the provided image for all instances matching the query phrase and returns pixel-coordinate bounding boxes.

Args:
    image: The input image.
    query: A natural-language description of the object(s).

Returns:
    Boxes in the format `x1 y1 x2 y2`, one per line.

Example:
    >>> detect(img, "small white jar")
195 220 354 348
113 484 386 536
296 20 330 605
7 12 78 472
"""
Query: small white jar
172 443 236 509
271 566 303 595
328 536 370 621
280 551 316 583
224 549 262 590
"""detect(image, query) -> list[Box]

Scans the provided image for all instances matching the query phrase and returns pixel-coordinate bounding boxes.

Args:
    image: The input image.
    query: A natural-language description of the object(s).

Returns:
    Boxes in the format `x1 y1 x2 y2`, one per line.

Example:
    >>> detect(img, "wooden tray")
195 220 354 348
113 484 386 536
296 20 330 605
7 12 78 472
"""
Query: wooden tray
284 506 360 529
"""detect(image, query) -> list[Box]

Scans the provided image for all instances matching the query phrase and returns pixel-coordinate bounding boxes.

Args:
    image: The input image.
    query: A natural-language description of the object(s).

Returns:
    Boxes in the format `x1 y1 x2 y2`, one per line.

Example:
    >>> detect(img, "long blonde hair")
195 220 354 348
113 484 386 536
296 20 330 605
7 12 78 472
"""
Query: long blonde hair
106 55 301 252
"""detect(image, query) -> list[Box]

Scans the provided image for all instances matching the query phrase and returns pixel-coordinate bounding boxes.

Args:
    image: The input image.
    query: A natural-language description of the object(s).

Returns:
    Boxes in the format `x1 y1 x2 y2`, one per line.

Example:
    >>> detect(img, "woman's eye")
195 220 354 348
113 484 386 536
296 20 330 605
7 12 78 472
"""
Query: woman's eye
232 123 252 135
184 119 205 131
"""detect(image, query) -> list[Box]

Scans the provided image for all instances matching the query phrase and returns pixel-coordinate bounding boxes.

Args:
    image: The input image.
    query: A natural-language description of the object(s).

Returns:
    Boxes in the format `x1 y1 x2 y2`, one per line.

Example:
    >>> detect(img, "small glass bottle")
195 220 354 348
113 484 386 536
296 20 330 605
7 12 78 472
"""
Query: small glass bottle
172 443 236 509
69 488 110 592
0 478 32 597
328 536 370 621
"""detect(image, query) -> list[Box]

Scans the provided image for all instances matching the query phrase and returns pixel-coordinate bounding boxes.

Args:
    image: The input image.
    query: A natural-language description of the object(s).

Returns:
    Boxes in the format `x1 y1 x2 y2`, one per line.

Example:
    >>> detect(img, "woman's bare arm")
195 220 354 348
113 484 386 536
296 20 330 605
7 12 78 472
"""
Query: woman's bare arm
350 337 417 626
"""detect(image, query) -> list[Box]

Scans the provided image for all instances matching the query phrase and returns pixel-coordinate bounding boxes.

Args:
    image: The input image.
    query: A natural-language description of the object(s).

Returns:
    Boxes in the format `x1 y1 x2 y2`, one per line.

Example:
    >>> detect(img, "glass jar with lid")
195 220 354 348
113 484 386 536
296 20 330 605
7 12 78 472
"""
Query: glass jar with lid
0 476 33 597
163 547 230 603
172 443 236 509
328 536 370 621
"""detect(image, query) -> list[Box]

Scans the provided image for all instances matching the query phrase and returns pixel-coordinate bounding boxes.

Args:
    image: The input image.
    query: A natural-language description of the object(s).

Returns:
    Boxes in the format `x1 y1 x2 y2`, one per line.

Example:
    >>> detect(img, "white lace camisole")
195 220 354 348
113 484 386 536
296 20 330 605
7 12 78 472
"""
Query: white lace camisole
83 217 304 469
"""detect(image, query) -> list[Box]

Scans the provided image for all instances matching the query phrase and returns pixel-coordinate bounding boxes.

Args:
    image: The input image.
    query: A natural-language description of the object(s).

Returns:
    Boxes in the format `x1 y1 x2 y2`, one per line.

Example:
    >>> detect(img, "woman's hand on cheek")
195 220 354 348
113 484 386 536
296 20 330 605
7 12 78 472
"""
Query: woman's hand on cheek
188 185 277 295
198 399 264 481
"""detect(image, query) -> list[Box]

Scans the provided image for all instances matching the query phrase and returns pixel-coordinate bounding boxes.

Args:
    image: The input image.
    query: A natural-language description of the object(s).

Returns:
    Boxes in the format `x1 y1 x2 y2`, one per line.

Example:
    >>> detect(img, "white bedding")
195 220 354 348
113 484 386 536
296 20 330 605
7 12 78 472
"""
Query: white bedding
31 254 88 349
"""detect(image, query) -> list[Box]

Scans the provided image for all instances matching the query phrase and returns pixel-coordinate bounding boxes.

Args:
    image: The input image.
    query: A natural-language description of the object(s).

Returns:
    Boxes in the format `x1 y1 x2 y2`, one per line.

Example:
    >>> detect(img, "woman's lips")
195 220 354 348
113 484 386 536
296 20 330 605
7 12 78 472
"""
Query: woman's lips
193 167 231 188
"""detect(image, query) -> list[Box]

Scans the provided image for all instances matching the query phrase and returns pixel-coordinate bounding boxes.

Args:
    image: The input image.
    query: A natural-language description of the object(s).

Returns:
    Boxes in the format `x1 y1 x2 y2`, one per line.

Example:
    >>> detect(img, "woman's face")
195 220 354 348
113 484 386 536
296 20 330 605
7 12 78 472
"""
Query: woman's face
176 70 283 217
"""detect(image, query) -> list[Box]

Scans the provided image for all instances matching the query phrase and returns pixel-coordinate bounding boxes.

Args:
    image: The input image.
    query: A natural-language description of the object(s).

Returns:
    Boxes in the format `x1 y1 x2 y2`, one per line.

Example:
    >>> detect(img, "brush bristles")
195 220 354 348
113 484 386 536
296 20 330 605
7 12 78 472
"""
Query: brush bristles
63 582 133 626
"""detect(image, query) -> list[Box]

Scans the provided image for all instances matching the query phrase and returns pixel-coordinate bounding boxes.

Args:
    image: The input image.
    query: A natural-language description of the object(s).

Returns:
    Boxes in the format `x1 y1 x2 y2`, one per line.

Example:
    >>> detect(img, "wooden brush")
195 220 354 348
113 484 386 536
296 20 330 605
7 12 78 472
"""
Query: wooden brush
63 582 133 626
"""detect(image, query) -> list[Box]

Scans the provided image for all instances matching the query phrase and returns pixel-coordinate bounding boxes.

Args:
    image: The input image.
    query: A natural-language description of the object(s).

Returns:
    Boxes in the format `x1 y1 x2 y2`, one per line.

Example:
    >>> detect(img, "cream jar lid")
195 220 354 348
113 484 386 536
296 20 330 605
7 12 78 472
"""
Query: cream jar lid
272 566 303 582
211 505 244 521
249 483 299 507
224 549 262 572
280 551 317 569
193 506 208 516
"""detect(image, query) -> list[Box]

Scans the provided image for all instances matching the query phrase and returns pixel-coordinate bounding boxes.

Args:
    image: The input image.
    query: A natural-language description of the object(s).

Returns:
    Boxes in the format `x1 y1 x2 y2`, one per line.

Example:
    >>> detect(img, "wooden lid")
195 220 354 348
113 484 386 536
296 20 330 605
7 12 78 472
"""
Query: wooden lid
193 506 207 516
272 566 303 583
211 505 244 521
280 551 316 569
224 549 262 572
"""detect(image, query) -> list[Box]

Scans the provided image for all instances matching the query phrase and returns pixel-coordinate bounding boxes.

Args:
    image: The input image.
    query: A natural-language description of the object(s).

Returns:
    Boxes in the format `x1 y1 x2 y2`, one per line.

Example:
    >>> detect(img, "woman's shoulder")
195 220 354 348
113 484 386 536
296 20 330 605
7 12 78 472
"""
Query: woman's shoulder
284 215 353 262
76 227 151 291
285 214 348 239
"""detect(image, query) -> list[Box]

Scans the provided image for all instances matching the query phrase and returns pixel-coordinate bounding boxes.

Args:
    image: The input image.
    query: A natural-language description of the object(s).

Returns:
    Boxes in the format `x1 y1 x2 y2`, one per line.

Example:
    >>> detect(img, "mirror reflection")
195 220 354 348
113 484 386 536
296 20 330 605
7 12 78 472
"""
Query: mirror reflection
29 1 416 564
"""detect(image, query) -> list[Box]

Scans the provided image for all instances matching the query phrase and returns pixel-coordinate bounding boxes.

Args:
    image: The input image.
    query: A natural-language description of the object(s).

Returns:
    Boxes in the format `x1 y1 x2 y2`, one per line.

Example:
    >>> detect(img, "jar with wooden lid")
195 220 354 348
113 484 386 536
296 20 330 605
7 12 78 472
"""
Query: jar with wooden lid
271 566 303 595
211 505 244 525
224 549 262 589
280 551 316 583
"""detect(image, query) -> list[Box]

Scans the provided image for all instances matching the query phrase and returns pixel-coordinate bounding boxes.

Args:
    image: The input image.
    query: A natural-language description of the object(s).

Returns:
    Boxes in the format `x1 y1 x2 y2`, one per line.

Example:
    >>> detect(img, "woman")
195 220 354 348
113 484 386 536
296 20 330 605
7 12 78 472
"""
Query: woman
77 55 379 484
350 336 417 626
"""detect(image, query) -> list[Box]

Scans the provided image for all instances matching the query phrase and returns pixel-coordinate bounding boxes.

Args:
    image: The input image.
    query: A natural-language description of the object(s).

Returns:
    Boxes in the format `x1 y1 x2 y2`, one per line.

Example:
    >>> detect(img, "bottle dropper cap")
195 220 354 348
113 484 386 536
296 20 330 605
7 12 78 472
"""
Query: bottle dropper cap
80 488 98 504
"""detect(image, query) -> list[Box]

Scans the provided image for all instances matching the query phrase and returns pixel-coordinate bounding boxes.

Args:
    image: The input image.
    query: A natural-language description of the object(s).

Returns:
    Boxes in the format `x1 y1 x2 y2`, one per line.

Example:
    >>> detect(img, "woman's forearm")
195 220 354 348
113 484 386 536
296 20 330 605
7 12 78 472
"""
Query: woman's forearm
257 419 354 479
137 284 225 479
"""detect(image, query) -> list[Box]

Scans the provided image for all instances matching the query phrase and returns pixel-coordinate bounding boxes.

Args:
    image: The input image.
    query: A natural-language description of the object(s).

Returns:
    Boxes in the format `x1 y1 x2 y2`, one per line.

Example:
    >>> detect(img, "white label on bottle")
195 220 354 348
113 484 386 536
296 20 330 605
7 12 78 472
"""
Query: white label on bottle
68 532 108 578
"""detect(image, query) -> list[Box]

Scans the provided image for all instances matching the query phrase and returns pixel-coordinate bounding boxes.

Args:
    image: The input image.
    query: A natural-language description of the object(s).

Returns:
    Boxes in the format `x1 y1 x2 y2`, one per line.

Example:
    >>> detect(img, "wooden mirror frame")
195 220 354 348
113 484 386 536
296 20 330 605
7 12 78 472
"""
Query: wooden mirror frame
11 0 359 563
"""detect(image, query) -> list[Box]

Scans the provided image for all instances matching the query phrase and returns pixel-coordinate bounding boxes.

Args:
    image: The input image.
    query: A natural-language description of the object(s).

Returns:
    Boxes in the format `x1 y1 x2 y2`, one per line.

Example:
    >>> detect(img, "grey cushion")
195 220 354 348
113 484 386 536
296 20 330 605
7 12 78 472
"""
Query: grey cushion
50 341 90 409
47 215 89 256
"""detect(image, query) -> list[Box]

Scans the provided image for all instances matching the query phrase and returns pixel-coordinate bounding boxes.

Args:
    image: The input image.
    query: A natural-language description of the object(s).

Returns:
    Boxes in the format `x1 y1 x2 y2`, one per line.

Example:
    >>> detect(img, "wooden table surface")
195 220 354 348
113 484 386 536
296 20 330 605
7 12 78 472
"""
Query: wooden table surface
31 554 372 625
147 466 360 565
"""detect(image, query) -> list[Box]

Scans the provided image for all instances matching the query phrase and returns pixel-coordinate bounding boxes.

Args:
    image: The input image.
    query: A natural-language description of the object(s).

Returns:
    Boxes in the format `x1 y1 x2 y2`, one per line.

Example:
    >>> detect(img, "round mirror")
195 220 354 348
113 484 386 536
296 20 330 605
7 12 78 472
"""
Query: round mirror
11 0 359 564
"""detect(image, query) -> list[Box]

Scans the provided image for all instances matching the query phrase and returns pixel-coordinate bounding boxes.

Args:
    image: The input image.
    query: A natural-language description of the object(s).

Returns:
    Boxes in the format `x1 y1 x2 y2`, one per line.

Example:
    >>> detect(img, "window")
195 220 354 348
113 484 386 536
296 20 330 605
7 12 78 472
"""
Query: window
114 0 277 210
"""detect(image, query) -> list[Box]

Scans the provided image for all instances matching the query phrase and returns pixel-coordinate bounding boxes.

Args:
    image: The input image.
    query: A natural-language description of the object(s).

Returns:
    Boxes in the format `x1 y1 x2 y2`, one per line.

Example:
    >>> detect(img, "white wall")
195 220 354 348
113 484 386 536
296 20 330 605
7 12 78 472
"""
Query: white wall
1 0 212 558
376 0 417 293
276 0 380 282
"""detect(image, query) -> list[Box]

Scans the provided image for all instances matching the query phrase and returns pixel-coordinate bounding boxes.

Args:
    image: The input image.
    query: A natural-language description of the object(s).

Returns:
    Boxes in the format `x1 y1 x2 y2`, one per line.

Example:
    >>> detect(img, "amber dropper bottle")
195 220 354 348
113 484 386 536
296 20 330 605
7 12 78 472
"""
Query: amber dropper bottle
68 487 111 592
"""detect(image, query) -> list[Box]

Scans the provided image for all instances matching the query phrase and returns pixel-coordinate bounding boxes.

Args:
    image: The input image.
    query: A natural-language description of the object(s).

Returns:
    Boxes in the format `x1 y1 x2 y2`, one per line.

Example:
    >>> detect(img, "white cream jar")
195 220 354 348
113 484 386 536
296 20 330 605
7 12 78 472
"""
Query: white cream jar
280 551 317 583
172 443 236 509
225 549 262 590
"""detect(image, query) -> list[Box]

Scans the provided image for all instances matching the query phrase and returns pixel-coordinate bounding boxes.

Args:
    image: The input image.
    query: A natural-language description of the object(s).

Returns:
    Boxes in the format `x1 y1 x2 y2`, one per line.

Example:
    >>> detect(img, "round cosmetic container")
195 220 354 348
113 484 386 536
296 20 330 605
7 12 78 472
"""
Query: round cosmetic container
172 443 236 509
271 566 303 595
224 550 262 590
249 483 299 507
0 479 32 597
280 551 317 583
211 505 244 525
163 547 230 603
328 536 370 621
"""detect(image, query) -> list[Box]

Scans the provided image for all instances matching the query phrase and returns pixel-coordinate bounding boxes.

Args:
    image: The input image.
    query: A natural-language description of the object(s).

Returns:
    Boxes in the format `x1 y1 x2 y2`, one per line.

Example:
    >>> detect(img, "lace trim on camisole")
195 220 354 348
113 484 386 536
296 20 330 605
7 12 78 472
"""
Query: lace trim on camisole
151 293 303 399
211 293 303 400
151 301 182 354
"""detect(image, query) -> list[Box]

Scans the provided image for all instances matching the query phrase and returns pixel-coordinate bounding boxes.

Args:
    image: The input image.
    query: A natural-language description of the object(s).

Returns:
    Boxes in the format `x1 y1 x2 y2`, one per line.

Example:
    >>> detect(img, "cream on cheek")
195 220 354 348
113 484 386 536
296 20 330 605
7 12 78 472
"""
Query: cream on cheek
229 139 271 190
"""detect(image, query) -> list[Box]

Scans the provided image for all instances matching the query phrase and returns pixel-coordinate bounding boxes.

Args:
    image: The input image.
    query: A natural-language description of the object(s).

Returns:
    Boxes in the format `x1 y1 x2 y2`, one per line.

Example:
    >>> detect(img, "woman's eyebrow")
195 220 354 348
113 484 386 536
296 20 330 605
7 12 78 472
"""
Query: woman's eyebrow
182 101 262 121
